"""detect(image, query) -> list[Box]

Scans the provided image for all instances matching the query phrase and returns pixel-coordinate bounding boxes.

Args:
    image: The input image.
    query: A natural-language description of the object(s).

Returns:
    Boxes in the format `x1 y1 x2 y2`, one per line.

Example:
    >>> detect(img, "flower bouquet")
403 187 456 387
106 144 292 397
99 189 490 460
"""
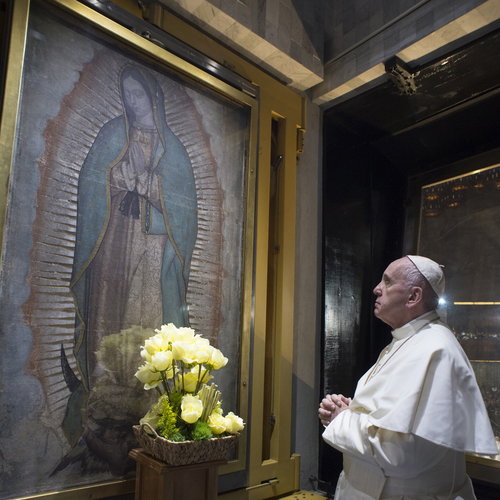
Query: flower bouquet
132 323 244 465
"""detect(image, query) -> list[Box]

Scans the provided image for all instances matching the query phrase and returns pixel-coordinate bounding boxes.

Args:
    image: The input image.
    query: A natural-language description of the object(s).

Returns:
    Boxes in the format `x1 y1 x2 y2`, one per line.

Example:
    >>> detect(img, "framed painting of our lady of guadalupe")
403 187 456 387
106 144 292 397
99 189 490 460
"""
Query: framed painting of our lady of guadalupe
0 0 256 498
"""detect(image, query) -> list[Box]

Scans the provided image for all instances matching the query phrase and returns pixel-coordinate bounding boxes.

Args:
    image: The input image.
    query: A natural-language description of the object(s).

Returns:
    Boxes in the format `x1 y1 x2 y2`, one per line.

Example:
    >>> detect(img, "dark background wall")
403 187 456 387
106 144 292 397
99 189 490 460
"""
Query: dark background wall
319 125 407 494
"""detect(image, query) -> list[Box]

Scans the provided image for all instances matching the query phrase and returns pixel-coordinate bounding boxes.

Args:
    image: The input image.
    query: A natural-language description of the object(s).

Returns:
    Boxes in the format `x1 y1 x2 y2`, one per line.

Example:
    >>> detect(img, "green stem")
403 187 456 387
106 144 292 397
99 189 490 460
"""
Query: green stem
195 365 203 394
161 371 170 398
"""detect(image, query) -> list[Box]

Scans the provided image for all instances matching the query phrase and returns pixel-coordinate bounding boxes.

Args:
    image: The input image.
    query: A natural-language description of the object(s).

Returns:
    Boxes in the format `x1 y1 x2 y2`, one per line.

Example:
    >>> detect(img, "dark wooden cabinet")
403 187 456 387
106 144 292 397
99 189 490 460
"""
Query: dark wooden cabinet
129 449 225 500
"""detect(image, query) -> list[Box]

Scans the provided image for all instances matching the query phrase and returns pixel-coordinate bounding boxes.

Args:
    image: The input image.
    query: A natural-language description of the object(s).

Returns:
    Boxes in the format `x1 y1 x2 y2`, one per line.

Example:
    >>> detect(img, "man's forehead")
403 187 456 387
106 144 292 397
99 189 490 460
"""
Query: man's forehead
383 259 408 279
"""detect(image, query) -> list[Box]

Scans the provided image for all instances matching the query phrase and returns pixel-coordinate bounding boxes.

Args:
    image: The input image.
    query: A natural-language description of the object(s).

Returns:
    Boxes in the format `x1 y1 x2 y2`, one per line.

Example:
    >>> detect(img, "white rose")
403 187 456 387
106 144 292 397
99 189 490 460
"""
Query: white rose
224 412 244 434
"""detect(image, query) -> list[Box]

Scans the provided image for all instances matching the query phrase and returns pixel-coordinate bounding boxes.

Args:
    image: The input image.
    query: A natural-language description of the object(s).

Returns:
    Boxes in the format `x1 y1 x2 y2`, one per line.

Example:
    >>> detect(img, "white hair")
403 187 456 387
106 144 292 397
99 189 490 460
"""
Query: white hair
404 259 439 310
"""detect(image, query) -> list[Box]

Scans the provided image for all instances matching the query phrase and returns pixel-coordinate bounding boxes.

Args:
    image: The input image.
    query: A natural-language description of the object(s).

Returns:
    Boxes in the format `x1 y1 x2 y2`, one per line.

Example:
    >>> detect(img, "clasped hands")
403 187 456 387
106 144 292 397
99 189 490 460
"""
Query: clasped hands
128 142 147 176
318 393 351 426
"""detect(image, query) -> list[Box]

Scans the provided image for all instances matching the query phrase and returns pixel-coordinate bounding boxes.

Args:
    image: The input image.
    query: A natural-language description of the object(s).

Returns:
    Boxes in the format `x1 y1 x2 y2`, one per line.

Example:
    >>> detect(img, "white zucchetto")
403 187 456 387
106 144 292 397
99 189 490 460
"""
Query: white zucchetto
406 255 445 297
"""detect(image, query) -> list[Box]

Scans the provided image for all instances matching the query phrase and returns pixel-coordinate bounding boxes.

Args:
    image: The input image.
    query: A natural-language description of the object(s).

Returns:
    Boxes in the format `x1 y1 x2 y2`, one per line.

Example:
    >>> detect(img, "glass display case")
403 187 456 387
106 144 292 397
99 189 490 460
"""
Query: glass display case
415 162 500 482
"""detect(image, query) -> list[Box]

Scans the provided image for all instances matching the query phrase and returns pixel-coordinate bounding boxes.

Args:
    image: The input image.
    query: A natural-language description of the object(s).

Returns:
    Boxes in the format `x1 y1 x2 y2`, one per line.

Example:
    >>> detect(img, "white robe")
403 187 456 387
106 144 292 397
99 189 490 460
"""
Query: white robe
323 311 498 499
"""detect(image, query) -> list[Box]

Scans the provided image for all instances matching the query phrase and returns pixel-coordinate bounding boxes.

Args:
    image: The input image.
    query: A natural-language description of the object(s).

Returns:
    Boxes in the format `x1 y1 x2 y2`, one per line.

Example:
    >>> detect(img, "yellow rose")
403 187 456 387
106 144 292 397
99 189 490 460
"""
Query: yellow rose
177 327 197 342
144 332 170 355
151 350 173 372
181 394 203 424
191 338 212 364
208 412 227 435
208 348 228 370
175 369 198 393
134 363 162 390
224 412 244 434
156 323 180 343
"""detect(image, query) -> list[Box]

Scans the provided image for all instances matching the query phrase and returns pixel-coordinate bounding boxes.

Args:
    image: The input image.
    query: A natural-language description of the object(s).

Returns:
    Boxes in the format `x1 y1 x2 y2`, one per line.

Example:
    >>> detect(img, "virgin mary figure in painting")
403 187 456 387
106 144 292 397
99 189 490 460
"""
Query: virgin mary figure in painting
59 65 198 473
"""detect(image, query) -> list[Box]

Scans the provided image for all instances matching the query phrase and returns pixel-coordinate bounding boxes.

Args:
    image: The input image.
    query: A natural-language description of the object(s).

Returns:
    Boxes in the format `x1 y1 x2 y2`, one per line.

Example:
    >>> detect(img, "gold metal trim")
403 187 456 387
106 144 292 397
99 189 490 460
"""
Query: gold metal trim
53 0 254 107
0 0 30 258
421 162 500 189
467 453 500 485
453 302 500 305
13 479 135 500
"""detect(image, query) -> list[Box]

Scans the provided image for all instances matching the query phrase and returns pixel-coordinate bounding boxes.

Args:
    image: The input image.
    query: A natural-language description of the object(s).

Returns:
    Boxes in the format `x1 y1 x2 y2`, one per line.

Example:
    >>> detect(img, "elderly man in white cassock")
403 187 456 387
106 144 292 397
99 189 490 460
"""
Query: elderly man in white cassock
319 255 498 500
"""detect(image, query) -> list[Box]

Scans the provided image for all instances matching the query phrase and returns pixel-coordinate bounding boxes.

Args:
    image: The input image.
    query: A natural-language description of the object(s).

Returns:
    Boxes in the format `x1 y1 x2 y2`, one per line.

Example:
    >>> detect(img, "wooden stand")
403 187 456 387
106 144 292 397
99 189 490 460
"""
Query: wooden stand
129 448 225 500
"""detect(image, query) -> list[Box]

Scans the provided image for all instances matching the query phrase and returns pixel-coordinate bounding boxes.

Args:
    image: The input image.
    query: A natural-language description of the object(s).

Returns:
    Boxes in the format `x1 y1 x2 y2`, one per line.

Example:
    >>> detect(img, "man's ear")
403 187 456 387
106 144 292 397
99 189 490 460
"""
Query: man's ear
408 286 423 307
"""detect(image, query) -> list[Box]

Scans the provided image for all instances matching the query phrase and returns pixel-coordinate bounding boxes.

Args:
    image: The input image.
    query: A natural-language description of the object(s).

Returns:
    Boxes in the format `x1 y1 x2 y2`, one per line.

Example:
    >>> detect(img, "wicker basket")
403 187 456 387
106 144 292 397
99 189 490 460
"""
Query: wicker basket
133 423 239 466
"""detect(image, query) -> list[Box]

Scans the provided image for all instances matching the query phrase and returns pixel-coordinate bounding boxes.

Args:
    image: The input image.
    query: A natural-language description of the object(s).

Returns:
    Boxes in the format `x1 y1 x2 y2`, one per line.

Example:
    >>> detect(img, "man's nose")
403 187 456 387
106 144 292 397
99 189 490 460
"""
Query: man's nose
373 283 382 295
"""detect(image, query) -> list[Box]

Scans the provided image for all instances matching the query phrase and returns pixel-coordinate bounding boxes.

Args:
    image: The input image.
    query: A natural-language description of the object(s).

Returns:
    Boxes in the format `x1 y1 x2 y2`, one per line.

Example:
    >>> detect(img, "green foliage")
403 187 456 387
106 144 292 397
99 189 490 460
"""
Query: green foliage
191 420 214 441
157 397 180 440
140 394 167 429
145 392 215 442
168 390 183 414
169 430 187 442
